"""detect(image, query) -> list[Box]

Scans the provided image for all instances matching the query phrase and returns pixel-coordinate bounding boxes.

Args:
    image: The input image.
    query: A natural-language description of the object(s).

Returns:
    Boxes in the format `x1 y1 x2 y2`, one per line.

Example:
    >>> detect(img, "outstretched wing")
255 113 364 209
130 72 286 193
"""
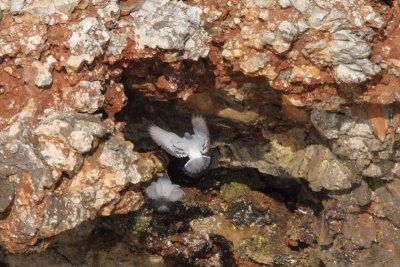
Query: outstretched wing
167 184 186 202
191 115 210 153
149 124 188 157
145 181 159 200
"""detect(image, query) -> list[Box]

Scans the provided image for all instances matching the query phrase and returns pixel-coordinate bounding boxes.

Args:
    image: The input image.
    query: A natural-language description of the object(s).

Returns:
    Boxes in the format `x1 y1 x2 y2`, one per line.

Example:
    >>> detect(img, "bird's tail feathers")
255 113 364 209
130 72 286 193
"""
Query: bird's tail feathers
184 156 211 176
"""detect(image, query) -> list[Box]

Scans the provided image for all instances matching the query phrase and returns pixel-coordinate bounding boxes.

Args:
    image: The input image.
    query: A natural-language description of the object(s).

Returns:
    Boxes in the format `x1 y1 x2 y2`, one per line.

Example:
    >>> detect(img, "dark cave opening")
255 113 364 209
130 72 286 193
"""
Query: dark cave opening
92 55 330 266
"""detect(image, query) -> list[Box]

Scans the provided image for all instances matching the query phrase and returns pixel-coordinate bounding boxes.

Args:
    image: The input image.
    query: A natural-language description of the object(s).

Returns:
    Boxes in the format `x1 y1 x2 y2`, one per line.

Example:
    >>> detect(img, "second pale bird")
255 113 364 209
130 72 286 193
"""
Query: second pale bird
149 115 210 176
145 172 185 212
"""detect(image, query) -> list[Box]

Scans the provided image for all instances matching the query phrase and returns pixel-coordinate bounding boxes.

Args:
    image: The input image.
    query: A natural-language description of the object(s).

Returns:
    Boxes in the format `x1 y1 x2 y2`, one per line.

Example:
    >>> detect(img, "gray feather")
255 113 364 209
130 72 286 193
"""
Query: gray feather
156 203 171 212
191 115 210 153
149 124 188 157
145 172 185 203
192 115 209 137
149 115 211 176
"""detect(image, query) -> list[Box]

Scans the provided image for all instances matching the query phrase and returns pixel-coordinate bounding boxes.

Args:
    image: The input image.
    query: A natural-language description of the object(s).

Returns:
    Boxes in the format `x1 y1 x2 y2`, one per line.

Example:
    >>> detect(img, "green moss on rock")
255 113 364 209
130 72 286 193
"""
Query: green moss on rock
220 182 250 202
239 236 275 265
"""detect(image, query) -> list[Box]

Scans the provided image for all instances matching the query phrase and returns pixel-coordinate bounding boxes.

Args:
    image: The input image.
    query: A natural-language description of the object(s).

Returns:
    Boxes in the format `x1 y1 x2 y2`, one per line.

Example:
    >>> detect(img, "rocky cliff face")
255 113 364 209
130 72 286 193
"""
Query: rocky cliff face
0 0 399 266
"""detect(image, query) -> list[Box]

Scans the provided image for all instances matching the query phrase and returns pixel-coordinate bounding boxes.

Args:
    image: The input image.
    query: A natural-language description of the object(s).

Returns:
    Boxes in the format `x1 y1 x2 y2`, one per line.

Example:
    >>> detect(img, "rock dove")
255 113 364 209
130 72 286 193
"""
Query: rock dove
149 114 211 176
145 171 186 212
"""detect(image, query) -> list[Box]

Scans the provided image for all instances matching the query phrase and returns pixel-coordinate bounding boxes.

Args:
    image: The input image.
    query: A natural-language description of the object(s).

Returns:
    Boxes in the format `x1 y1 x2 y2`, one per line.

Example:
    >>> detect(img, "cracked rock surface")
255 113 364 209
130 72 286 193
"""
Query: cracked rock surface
1 0 400 266
0 108 160 253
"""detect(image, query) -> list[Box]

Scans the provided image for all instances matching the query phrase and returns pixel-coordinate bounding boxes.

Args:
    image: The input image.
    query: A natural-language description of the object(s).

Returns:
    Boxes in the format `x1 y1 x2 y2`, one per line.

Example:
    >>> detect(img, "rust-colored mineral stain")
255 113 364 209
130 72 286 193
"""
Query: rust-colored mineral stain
0 61 28 128
48 24 69 47
367 103 389 142
367 3 400 105
104 83 128 118
281 95 310 124
390 104 400 143
155 76 176 92
113 190 144 214
363 74 400 104
123 39 156 60
19 172 34 201
232 251 261 267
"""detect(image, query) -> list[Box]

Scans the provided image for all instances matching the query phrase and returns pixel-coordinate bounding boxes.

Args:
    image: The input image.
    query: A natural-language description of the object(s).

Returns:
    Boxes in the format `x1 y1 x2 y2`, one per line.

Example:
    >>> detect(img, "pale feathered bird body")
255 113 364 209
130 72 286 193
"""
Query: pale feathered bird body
145 172 185 212
149 115 210 176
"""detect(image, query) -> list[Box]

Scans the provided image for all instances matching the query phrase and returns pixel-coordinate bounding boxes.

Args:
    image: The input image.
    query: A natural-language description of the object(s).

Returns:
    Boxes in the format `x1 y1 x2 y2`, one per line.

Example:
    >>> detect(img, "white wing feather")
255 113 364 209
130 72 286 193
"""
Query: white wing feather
191 115 210 153
155 176 172 198
145 181 159 200
149 124 188 157
184 156 211 176
145 173 185 202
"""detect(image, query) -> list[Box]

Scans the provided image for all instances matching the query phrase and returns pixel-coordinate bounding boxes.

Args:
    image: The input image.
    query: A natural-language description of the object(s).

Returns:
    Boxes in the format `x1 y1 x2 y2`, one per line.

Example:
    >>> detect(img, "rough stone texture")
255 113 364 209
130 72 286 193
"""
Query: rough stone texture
0 176 15 212
8 0 81 24
131 0 210 60
310 108 395 179
213 127 357 191
0 0 400 266
0 108 161 253
66 17 111 70
63 81 105 113
32 60 53 88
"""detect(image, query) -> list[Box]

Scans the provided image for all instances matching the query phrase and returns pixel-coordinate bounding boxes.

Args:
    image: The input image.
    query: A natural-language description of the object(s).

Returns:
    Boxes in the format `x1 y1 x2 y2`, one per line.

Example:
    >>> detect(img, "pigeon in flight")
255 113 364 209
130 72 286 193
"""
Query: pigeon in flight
149 115 211 176
145 171 186 212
